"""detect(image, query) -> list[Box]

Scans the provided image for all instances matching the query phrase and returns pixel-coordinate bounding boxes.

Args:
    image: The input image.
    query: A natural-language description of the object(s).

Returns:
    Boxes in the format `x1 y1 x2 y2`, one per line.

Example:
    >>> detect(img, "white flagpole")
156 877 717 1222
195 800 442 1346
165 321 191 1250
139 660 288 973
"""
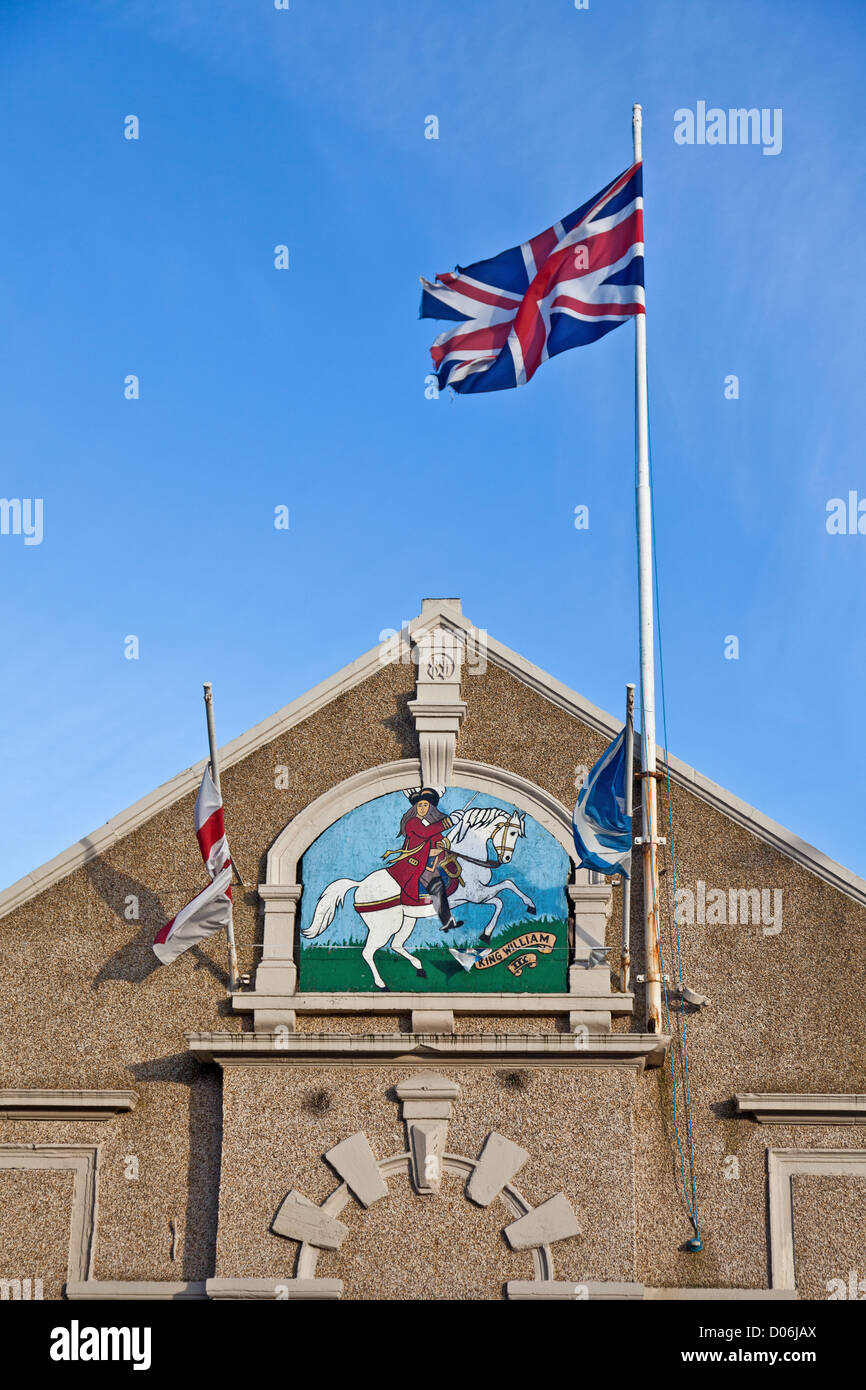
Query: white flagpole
203 682 239 993
632 104 663 1034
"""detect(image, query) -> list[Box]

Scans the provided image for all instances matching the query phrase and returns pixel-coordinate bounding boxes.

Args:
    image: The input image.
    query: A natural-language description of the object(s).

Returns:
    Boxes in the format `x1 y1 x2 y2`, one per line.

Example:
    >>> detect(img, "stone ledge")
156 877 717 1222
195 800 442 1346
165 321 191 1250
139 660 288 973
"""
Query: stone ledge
646 1287 800 1300
187 1031 669 1068
0 1089 139 1120
231 989 633 1013
66 1281 206 1300
205 1278 342 1300
507 1281 644 1300
734 1093 866 1125
507 1282 800 1301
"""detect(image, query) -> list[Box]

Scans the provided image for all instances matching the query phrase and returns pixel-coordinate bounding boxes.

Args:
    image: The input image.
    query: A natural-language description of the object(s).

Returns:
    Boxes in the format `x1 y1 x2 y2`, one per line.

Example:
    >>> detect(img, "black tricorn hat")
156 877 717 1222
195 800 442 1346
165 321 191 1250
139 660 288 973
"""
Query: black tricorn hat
409 787 440 806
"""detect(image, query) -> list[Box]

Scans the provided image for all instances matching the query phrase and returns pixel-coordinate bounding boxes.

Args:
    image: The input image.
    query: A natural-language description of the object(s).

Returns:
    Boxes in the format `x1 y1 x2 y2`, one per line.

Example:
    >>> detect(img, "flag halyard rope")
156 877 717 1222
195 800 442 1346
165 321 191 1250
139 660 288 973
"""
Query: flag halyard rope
646 400 702 1244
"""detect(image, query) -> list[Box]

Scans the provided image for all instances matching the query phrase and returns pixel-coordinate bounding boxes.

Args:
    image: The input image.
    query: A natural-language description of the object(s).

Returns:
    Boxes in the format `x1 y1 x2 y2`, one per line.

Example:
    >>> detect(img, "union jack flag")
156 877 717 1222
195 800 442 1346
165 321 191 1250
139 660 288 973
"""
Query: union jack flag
420 162 644 394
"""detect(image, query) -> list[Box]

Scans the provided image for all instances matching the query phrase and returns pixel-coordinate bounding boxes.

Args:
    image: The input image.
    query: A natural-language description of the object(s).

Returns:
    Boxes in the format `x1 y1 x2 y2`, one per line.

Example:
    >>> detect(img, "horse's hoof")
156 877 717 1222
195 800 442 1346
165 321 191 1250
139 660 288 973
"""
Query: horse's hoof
415 968 427 979
376 984 390 992
527 906 537 916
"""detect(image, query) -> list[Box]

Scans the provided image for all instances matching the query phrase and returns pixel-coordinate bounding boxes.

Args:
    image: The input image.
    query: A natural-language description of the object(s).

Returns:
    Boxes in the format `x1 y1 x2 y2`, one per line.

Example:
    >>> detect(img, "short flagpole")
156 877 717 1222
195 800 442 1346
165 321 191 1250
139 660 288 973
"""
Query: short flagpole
203 682 239 994
632 104 663 1034
621 683 635 993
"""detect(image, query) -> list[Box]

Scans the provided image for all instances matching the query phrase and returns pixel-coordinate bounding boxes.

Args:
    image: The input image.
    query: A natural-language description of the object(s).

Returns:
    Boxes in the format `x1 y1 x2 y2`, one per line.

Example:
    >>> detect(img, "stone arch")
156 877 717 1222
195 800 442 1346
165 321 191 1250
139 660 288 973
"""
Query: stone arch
271 1127 584 1300
254 757 609 1002
264 756 591 885
296 1153 555 1290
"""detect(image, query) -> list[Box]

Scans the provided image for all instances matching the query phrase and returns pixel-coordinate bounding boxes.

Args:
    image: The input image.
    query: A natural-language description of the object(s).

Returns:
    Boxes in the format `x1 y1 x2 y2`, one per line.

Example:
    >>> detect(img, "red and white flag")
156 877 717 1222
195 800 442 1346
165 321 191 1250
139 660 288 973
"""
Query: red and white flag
153 863 233 965
153 767 233 965
195 766 230 877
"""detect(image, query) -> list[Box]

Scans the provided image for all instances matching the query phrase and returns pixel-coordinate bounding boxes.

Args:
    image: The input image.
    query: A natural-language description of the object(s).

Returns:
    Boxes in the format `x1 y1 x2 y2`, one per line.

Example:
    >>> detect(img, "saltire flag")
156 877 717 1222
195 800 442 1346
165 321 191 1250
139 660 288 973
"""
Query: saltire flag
572 730 632 878
153 767 233 964
420 162 643 394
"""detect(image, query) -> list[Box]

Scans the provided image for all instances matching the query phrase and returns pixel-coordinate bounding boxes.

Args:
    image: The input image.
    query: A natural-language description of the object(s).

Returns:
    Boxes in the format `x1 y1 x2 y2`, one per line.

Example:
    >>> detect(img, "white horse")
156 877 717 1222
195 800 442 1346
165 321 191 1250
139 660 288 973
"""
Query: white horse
301 802 534 990
445 806 537 940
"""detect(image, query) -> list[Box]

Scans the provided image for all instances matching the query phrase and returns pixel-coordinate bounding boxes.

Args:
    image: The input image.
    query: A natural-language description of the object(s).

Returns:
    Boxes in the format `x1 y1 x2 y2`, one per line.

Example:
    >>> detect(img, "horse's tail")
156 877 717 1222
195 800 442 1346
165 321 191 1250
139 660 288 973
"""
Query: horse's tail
301 878 358 940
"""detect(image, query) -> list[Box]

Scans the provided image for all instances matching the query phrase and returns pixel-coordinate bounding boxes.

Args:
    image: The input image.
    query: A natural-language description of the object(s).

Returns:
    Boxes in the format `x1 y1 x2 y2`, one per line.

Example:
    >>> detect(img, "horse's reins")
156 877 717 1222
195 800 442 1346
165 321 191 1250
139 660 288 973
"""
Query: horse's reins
447 811 521 869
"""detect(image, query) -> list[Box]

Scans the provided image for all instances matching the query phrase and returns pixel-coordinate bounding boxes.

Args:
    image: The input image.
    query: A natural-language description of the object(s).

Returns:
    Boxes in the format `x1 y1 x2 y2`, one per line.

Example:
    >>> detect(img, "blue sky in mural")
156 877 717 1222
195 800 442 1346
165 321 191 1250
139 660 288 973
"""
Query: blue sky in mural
299 789 570 950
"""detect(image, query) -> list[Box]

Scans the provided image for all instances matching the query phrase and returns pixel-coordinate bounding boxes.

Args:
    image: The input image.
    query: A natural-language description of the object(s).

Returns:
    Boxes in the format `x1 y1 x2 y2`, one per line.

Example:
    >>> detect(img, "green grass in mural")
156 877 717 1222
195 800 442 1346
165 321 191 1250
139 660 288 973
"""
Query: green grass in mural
299 918 568 993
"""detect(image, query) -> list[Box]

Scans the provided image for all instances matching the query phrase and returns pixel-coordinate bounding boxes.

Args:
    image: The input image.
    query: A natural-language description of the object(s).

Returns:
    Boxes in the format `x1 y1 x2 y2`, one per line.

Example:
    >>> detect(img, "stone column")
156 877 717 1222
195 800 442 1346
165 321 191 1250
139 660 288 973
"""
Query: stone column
254 883 301 1028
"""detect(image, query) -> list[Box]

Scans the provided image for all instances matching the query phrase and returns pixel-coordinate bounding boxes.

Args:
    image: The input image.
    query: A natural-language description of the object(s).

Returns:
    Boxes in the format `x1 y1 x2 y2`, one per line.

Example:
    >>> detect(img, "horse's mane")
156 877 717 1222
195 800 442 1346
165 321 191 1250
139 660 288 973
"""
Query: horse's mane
449 805 511 844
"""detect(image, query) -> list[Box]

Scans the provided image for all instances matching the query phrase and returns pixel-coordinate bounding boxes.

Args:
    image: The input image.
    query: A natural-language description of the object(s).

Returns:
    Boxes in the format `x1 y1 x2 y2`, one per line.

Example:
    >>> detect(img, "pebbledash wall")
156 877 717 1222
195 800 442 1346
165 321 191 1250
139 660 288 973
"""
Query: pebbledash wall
1 598 865 1301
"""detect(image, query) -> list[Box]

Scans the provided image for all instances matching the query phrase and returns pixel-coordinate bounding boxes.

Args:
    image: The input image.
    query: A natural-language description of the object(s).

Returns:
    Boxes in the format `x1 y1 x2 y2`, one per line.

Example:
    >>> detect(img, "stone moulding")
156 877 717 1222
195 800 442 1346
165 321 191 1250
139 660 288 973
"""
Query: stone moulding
206 1278 342 1300
506 1283 799 1301
735 1093 866 1125
247 755 625 1030
0 1090 138 1121
254 1087 583 1300
278 1145 576 1294
767 1148 866 1290
3 596 865 930
186 1030 669 1069
66 1281 207 1300
0 1144 99 1285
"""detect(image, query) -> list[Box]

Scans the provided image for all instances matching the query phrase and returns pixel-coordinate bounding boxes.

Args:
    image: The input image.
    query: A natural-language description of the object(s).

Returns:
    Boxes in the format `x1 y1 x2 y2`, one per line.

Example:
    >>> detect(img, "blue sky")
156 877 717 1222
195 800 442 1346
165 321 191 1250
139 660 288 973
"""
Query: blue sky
2 0 865 888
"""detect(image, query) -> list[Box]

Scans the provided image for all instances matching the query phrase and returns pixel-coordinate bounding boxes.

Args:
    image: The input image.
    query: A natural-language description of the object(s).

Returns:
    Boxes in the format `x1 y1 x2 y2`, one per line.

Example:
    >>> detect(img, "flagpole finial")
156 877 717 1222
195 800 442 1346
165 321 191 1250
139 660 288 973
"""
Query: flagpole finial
632 105 643 163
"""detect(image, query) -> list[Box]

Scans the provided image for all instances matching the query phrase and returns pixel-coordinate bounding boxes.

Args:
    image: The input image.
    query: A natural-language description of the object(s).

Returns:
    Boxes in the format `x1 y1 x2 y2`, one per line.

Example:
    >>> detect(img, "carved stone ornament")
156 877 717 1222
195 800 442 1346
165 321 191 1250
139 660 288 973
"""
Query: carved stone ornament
407 624 467 788
266 1071 581 1299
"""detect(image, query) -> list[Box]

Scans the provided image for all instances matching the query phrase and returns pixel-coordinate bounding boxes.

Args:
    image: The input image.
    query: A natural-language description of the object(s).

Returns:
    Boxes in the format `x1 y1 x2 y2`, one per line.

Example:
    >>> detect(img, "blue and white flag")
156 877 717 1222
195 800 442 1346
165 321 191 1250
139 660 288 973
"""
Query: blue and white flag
572 730 632 878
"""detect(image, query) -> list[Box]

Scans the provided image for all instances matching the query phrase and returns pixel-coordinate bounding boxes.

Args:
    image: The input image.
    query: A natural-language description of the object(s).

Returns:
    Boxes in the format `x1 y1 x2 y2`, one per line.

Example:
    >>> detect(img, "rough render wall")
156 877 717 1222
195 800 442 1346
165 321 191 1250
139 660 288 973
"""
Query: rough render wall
0 1169 74 1300
217 1065 637 1296
460 664 866 1289
0 658 417 1285
791 1175 866 1300
1 653 865 1294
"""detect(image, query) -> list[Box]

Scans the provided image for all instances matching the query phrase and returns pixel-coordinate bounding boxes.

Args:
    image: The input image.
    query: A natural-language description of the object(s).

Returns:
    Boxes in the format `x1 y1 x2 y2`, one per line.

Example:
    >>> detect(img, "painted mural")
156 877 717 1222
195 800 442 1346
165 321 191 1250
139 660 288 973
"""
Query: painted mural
298 785 570 992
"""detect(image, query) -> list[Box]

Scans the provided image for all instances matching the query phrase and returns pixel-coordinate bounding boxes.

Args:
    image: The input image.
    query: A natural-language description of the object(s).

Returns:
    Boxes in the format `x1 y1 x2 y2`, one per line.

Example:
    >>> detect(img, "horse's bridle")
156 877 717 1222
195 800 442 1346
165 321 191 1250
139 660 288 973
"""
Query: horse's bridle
448 812 521 868
490 812 521 863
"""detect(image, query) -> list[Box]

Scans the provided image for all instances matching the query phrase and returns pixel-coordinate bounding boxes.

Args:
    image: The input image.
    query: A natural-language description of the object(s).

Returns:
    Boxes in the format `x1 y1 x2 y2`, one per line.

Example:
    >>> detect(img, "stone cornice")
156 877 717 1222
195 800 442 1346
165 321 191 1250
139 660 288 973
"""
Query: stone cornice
0 1089 138 1120
734 1093 866 1124
186 1029 668 1068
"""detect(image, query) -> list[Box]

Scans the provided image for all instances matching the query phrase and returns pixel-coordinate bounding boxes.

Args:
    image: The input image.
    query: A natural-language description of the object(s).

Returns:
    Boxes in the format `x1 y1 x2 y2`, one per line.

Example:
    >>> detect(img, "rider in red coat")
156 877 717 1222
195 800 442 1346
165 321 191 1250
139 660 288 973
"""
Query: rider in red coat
384 789 462 930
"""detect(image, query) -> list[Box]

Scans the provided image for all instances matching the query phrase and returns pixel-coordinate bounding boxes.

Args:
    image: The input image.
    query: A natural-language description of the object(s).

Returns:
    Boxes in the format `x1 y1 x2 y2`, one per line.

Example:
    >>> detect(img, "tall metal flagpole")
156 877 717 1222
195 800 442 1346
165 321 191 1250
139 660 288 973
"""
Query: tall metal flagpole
203 682 239 993
632 104 663 1034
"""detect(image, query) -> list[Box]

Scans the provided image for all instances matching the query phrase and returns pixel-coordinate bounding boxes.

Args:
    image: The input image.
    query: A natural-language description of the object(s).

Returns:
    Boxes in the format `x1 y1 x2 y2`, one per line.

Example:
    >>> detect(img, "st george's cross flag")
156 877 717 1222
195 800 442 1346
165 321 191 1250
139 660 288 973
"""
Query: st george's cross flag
153 767 233 964
572 730 633 879
420 162 644 393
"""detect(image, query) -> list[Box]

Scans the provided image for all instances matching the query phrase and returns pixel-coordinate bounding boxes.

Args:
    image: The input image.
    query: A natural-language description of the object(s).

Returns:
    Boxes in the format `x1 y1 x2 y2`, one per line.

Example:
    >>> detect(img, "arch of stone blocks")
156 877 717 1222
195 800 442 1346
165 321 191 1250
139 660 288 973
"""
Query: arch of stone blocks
270 1124 582 1299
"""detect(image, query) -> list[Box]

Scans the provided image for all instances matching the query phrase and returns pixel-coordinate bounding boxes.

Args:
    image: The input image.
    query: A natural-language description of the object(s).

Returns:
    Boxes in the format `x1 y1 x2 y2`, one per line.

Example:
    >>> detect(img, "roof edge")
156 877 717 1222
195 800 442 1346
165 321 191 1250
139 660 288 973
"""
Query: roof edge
1 599 864 919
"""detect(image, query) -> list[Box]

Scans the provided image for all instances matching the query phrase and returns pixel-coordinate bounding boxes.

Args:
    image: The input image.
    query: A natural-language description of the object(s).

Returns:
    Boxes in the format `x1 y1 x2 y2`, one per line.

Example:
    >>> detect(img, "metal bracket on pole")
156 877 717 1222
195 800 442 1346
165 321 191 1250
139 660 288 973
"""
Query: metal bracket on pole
634 835 667 847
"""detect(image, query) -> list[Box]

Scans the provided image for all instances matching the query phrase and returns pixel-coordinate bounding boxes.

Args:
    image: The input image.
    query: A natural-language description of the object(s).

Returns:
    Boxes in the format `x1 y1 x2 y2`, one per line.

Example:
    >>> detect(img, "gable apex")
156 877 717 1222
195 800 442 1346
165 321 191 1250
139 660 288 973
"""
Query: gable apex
0 599 864 919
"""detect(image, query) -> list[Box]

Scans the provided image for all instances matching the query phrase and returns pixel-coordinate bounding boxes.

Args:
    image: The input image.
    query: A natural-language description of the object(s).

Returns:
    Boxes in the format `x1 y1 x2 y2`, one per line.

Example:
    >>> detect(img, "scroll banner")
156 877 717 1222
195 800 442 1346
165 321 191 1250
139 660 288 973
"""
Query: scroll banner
473 930 557 974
